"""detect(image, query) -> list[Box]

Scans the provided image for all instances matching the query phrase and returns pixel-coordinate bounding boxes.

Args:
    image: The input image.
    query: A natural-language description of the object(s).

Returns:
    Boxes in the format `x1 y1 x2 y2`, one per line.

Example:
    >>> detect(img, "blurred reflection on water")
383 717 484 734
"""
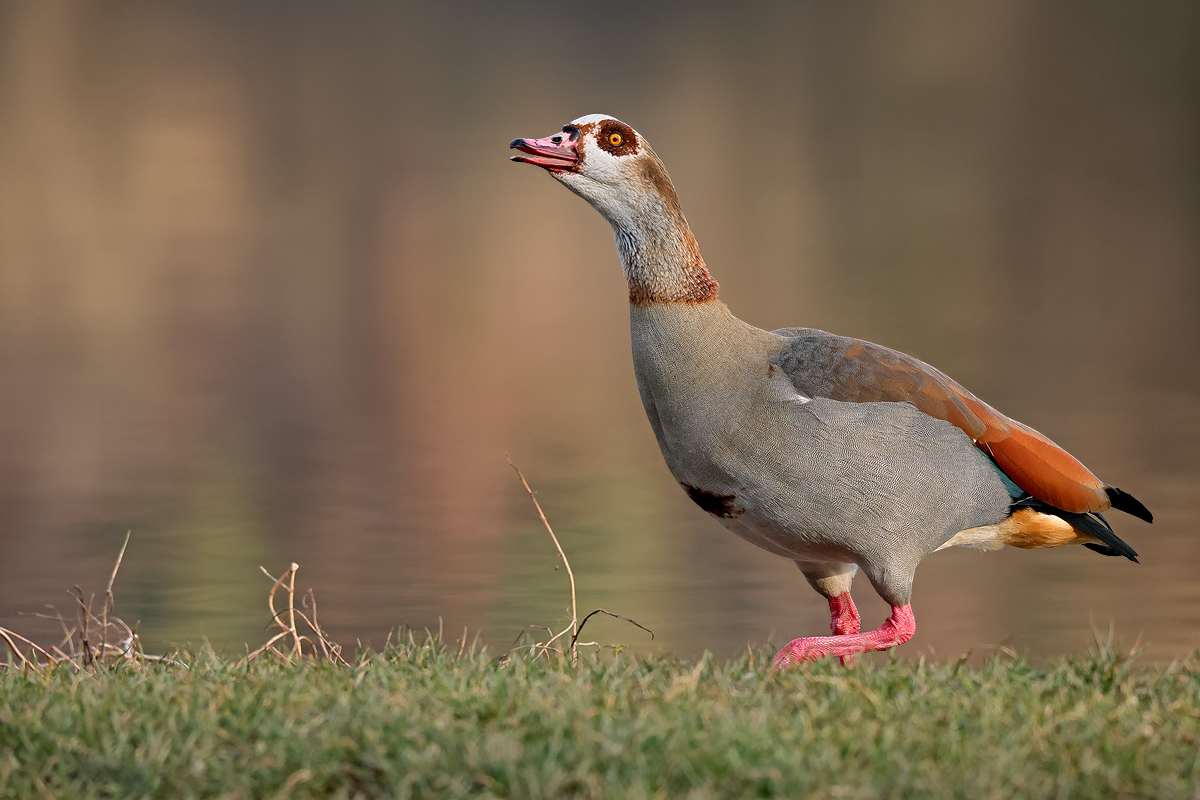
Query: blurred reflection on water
1 1 1197 661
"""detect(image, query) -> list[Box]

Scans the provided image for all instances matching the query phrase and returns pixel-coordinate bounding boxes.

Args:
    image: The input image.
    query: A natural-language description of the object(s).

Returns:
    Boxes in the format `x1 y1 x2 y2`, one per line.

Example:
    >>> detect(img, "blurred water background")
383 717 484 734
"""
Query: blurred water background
1 1 1197 662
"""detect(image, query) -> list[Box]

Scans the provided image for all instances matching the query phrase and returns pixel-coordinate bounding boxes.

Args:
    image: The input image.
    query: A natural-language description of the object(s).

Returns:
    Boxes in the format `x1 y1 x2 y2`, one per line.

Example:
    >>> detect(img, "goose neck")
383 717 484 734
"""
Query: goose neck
612 209 719 307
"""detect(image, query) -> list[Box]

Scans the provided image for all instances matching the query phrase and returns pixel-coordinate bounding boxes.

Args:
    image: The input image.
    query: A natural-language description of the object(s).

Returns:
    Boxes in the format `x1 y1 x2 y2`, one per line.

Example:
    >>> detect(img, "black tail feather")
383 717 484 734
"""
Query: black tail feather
1012 496 1139 563
1106 486 1153 523
1061 509 1139 563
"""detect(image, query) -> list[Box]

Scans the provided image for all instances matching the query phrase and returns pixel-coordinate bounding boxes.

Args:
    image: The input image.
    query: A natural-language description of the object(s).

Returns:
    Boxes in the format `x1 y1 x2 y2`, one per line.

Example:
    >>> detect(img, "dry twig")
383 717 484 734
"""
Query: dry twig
244 563 352 666
505 457 653 666
1 531 153 671
1 536 348 672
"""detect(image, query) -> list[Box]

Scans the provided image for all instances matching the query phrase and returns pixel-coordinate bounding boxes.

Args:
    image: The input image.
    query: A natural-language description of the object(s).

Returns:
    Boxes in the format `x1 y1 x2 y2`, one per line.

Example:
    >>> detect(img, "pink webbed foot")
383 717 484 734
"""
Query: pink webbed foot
773 604 916 670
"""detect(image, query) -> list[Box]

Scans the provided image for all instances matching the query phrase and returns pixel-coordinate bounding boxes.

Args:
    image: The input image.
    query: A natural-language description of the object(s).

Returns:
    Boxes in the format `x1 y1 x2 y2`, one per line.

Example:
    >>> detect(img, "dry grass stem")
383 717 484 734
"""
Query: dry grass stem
573 609 654 651
505 458 653 666
507 457 579 663
100 531 131 658
0 531 160 672
244 563 354 666
2 552 357 669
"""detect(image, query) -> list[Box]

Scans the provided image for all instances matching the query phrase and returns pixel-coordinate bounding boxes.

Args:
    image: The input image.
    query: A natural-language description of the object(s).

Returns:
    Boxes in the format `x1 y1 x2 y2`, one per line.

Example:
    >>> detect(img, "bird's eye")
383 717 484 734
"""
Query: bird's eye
608 132 623 147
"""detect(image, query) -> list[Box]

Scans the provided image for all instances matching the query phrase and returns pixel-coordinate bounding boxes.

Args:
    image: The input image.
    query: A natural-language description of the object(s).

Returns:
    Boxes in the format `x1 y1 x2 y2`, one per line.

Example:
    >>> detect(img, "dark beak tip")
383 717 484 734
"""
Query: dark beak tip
509 138 525 149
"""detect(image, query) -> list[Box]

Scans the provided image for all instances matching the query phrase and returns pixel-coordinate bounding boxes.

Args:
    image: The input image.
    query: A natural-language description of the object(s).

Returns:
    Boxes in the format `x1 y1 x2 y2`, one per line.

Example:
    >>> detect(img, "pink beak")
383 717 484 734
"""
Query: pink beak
510 127 580 173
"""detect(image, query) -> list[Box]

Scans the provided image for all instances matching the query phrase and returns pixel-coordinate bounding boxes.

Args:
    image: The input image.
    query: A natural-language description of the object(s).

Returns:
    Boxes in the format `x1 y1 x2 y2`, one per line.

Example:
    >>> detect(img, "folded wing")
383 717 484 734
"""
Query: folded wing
773 328 1112 514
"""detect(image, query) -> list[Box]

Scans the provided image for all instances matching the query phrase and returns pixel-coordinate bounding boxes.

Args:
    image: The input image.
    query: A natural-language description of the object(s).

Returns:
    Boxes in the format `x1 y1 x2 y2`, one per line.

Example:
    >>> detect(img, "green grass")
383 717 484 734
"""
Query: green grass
1 640 1198 799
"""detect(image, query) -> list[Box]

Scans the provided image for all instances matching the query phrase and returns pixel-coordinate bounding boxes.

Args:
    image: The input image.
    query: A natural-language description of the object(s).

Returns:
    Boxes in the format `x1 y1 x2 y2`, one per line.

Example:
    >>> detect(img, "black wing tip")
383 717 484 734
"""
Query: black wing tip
1106 486 1153 524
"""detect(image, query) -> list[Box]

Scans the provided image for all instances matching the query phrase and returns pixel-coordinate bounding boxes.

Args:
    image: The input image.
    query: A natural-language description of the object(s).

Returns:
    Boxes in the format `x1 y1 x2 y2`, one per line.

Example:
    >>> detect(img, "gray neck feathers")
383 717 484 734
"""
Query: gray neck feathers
598 156 719 306
613 212 718 306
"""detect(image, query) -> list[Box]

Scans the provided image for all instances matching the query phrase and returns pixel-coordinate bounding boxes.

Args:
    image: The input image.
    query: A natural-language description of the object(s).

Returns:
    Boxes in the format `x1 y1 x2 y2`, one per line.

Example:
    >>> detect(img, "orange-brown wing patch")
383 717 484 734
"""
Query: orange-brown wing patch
774 329 1110 514
979 420 1107 513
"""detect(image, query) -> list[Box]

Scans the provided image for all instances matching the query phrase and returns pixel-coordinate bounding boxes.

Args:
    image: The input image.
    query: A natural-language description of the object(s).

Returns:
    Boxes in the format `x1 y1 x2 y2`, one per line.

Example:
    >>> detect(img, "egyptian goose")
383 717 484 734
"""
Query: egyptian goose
510 115 1152 667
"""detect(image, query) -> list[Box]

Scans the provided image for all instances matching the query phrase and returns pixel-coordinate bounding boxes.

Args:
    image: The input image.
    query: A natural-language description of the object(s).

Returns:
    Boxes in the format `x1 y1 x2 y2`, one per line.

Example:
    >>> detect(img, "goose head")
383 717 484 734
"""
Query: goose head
510 114 682 232
511 115 715 305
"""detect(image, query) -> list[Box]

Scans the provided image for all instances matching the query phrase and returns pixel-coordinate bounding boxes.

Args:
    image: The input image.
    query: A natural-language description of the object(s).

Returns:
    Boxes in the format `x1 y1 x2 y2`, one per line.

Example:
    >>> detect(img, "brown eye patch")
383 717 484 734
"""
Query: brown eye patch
596 122 638 155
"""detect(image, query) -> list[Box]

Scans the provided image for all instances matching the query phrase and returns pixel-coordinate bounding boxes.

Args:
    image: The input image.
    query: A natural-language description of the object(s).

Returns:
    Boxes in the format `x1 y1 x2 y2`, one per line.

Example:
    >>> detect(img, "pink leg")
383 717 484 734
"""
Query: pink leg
774 604 915 670
826 593 863 665
828 593 861 636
